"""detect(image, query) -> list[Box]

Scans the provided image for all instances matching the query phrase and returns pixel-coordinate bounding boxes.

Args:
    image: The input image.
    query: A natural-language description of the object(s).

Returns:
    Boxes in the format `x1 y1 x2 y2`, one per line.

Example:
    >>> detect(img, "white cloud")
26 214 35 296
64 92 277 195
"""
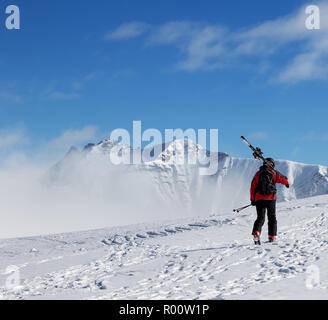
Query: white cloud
48 126 98 150
233 6 308 56
0 125 99 162
234 2 328 83
0 125 100 168
106 1 328 83
0 128 29 149
147 21 227 71
147 21 196 45
278 51 328 83
106 22 150 40
177 25 227 71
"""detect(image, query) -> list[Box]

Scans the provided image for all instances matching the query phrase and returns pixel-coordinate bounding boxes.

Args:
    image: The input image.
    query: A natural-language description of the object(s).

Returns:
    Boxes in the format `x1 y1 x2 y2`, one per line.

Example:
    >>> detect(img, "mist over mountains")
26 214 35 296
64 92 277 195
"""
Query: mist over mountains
48 138 328 217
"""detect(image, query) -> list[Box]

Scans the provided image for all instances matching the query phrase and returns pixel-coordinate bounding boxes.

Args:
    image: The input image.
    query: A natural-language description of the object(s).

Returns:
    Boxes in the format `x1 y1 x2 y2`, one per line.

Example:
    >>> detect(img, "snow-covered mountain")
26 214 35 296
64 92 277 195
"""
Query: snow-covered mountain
47 139 328 217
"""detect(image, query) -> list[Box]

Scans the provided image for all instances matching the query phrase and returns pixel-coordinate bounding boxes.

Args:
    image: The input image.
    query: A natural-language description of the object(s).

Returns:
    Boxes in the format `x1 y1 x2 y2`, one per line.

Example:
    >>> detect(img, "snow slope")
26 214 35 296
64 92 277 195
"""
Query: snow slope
1 195 328 300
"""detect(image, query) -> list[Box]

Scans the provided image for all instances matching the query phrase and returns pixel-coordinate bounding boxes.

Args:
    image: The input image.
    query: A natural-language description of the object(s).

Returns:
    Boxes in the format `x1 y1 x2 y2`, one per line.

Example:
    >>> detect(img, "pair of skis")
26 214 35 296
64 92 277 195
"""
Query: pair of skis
240 136 288 180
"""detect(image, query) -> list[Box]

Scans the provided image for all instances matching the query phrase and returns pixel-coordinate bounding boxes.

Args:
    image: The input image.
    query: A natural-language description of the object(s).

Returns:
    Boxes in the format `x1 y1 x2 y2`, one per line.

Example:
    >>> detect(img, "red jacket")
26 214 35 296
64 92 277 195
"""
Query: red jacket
250 168 289 201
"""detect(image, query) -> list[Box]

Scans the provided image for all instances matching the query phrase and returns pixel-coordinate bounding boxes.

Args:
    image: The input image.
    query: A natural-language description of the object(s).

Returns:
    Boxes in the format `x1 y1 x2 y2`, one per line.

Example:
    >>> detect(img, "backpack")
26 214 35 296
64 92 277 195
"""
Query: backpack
257 167 276 196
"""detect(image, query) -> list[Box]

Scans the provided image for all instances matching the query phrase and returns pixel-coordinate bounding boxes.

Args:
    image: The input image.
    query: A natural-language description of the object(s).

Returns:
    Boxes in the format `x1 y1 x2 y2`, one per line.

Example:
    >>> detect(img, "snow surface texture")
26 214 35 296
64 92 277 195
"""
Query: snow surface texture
1 195 328 300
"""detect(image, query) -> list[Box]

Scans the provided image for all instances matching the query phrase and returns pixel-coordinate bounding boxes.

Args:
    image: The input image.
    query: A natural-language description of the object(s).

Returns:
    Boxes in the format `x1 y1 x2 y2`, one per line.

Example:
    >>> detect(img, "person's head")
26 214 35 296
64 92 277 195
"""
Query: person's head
265 158 275 168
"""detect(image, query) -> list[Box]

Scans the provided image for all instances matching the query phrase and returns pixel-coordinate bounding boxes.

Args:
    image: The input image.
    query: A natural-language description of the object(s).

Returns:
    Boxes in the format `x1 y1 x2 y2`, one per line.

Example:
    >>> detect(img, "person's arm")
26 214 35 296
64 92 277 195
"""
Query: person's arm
276 173 289 188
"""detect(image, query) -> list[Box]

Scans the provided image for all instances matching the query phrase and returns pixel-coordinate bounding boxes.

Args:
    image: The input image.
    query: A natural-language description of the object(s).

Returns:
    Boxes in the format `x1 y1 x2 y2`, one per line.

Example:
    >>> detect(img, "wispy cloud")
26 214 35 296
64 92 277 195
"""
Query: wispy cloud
72 72 101 90
147 21 196 45
248 131 269 140
110 68 135 80
0 127 30 149
278 47 328 83
0 125 100 169
291 146 300 157
42 90 80 101
234 2 328 83
233 7 308 56
48 91 80 101
106 22 150 40
38 72 102 99
298 131 328 142
106 2 328 83
147 21 228 71
47 126 98 150
0 91 21 103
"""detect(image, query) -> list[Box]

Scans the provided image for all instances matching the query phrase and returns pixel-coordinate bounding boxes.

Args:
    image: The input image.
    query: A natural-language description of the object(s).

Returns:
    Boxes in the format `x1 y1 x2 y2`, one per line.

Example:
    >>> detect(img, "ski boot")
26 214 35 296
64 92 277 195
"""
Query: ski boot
268 236 276 243
253 231 261 245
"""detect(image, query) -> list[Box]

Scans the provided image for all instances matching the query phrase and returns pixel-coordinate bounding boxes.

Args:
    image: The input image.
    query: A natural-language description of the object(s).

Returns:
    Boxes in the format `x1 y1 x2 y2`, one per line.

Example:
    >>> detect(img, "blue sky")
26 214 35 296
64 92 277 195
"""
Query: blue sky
1 0 328 165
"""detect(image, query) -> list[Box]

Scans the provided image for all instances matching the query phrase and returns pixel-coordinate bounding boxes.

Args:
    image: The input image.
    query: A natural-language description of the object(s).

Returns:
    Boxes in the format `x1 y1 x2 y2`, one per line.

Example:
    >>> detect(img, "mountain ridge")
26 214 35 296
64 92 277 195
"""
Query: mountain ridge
46 138 328 217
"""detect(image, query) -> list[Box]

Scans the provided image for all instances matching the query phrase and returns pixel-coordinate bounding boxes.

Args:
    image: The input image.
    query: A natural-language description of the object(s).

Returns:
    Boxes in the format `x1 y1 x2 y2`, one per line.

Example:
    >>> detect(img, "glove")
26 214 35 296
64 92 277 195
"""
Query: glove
285 183 290 189
251 200 256 206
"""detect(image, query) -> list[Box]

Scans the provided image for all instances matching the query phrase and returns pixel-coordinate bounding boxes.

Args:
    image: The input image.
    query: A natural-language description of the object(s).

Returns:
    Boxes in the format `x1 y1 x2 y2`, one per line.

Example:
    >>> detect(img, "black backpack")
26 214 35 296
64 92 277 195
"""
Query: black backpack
257 166 276 196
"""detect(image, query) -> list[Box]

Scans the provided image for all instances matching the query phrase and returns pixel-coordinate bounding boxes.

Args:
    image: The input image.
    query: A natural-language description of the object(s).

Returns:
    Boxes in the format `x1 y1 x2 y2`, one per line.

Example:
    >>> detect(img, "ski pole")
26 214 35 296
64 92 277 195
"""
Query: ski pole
233 204 252 213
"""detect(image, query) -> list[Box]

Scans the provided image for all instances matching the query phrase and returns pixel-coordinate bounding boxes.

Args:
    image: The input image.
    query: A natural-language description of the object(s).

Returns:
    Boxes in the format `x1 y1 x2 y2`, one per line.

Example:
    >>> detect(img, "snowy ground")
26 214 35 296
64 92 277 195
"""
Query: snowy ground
1 195 328 300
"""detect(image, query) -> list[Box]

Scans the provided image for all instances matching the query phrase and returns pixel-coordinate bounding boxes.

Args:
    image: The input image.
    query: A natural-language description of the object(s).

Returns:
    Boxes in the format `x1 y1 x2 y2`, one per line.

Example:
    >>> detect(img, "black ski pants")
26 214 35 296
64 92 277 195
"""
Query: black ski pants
252 200 277 237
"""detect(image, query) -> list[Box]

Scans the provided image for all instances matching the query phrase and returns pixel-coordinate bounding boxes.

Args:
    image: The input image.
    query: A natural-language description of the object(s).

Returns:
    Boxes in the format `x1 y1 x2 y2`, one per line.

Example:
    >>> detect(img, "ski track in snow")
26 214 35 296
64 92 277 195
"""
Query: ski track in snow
1 196 328 300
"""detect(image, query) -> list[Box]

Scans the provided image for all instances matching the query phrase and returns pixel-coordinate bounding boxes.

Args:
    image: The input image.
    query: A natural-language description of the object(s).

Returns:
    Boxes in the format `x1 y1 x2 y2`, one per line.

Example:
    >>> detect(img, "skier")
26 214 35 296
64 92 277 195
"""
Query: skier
250 158 289 244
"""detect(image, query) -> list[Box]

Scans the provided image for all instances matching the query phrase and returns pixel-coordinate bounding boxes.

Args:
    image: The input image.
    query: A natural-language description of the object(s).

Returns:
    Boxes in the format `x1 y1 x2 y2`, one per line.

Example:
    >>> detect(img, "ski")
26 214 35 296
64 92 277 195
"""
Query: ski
254 239 261 246
253 232 261 245
241 136 288 180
